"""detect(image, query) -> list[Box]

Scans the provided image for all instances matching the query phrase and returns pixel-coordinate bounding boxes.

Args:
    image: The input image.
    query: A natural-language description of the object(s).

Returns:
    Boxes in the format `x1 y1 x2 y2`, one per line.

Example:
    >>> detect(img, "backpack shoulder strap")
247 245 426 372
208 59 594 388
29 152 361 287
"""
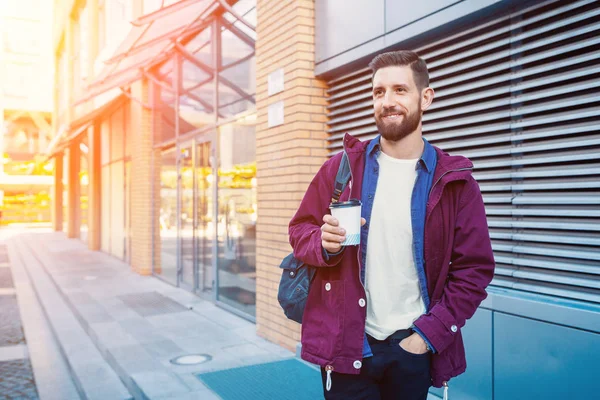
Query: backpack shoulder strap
331 151 351 203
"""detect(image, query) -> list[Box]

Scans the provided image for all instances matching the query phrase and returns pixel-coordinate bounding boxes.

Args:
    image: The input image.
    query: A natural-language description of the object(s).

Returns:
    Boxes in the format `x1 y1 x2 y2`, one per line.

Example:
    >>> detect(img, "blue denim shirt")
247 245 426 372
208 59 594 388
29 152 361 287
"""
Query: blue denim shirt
360 136 438 357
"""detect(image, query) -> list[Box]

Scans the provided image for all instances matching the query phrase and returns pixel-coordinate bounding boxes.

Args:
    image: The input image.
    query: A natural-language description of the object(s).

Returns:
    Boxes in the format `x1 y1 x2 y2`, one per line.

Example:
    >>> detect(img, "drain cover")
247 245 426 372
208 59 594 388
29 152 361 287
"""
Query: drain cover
170 354 212 366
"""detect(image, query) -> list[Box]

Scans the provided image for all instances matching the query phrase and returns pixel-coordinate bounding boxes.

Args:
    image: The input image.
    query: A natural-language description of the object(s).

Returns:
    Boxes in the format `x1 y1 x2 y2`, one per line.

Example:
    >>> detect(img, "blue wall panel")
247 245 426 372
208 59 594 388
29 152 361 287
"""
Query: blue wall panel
315 0 384 63
385 0 462 33
429 308 493 400
494 313 599 399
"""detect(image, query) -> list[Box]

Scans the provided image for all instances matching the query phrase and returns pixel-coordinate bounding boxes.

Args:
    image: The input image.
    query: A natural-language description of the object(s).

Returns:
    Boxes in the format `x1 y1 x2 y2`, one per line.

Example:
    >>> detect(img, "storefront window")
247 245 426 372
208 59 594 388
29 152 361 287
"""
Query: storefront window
148 3 257 318
180 58 214 134
156 148 178 284
216 115 257 316
153 60 176 144
62 152 69 232
218 27 255 119
80 134 89 243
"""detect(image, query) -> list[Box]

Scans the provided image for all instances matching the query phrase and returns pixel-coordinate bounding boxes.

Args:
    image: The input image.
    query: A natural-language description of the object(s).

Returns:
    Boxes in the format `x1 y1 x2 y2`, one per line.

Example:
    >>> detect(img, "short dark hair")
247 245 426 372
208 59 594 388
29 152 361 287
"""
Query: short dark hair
368 50 429 90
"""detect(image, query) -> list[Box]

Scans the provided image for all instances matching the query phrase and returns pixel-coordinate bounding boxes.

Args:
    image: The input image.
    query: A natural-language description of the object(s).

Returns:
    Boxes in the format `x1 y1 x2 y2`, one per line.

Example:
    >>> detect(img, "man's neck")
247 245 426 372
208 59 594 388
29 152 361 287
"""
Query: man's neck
380 129 424 160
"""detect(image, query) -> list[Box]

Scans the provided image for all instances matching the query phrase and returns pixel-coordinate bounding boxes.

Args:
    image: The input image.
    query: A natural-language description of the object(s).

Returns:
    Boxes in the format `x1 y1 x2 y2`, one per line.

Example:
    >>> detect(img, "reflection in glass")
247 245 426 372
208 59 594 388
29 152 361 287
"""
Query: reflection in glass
196 140 214 295
157 149 178 284
218 26 255 119
80 134 89 243
180 59 214 133
217 117 257 316
180 146 195 288
62 152 69 232
184 26 212 66
153 60 176 144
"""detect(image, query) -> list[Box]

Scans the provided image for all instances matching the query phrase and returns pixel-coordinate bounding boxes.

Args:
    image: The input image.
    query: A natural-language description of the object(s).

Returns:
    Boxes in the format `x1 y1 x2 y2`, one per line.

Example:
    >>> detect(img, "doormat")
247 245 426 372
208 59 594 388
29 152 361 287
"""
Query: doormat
195 358 323 400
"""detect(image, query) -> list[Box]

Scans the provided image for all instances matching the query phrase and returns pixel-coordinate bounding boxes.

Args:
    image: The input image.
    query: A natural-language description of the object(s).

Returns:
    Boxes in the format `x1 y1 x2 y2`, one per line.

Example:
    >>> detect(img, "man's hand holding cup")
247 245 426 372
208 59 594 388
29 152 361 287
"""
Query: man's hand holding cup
321 213 367 254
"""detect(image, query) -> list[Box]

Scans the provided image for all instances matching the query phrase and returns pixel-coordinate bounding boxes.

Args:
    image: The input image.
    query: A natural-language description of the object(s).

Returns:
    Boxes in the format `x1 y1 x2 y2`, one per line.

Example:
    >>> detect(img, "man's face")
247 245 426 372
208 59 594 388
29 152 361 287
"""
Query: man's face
372 66 424 142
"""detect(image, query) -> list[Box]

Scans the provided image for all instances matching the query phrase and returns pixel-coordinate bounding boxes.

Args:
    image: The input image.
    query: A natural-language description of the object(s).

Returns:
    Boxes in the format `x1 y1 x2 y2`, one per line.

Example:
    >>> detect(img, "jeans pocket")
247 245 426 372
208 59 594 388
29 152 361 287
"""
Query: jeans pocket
392 339 430 358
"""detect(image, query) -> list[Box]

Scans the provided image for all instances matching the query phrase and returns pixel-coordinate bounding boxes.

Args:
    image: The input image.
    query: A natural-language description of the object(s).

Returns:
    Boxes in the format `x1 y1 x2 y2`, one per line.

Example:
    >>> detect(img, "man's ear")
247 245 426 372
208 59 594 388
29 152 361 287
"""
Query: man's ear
421 87 435 112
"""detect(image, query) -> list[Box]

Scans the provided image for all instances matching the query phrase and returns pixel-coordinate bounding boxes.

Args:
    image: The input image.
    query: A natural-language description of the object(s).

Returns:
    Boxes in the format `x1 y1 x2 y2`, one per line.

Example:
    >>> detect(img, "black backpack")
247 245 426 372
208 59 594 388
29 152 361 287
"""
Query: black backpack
277 152 352 323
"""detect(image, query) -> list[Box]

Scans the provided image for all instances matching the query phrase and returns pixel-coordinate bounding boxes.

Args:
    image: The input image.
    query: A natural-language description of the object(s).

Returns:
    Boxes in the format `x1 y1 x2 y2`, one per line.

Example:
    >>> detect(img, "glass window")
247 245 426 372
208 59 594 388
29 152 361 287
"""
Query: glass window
156 149 178 284
218 27 255 119
153 60 177 144
62 153 69 233
216 117 257 316
180 59 214 134
101 120 110 165
184 26 212 67
101 165 110 252
80 133 89 243
110 161 125 259
124 103 131 158
111 108 124 160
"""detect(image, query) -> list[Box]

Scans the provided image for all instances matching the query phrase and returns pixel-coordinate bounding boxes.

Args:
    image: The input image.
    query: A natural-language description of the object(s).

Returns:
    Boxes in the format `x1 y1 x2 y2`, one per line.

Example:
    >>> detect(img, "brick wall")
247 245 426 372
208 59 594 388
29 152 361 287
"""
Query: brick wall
130 79 160 275
255 0 328 351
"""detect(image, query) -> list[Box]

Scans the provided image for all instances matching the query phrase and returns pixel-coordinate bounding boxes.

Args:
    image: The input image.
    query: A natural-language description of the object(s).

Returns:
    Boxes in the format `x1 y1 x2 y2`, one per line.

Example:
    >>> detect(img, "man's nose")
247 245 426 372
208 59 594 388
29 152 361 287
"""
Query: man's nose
382 91 395 108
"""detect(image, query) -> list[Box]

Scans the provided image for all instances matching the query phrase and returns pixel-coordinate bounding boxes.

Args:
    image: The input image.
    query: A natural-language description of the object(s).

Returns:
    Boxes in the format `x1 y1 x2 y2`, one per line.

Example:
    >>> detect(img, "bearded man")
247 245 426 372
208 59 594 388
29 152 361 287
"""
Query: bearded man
288 50 495 399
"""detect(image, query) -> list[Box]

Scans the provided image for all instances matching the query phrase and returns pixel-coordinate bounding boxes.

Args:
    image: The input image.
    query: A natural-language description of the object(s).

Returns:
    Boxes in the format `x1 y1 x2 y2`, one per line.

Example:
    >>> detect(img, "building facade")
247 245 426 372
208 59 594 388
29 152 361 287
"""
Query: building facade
50 0 599 398
0 0 54 224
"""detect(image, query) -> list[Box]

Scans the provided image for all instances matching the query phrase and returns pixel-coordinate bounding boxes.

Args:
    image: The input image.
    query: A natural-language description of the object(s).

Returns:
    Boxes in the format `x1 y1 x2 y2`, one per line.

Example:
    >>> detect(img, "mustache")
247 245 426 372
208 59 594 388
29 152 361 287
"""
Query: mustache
379 109 405 118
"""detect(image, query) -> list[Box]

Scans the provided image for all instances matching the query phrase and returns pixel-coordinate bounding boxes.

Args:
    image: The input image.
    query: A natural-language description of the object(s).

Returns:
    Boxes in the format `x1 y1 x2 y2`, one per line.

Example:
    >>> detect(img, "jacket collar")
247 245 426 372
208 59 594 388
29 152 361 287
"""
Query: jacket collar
365 135 436 172
343 132 473 181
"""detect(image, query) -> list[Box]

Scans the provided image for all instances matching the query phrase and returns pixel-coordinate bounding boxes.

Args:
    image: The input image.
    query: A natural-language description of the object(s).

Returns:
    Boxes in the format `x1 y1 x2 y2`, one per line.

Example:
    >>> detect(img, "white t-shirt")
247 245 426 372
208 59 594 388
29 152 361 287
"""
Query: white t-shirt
364 151 426 340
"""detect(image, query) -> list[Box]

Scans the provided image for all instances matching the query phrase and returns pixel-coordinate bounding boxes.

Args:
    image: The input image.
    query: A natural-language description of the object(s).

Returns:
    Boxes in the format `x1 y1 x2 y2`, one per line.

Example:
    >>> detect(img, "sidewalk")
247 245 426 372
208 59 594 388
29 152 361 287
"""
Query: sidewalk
9 231 295 400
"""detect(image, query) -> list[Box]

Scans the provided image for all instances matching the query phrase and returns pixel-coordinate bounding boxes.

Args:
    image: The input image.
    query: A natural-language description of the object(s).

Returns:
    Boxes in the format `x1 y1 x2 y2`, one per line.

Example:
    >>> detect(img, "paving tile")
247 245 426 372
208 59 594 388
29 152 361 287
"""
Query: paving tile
107 345 166 375
73 303 114 324
155 388 221 400
117 316 168 344
142 340 185 359
130 371 191 398
173 372 212 392
170 332 243 354
221 342 271 359
88 322 138 349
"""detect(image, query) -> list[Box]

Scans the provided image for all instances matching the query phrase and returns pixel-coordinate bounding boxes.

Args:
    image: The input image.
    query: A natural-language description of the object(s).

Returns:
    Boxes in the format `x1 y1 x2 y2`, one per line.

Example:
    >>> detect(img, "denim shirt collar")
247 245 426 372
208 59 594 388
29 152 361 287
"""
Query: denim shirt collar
367 135 435 172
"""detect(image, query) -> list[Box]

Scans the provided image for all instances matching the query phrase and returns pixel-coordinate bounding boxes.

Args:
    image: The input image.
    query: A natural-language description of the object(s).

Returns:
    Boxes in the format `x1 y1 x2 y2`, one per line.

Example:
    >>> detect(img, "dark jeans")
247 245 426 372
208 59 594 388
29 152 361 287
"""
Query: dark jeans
320 330 431 400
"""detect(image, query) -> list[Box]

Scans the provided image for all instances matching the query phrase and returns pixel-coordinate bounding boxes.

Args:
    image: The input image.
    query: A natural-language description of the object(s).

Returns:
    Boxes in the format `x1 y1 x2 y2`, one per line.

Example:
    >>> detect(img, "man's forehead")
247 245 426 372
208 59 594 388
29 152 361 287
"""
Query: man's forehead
373 66 415 86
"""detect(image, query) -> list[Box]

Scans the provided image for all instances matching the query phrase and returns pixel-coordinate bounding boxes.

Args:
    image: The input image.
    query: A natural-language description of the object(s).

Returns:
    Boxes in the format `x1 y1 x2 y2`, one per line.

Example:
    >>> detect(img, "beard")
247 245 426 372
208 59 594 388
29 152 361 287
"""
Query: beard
375 106 422 142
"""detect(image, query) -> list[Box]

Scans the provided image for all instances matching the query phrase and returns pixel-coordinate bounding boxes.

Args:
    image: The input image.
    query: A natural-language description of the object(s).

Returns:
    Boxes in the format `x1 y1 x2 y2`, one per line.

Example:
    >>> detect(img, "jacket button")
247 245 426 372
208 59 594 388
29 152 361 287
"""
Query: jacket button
289 271 295 277
353 360 362 369
325 283 331 291
451 325 458 333
358 298 366 307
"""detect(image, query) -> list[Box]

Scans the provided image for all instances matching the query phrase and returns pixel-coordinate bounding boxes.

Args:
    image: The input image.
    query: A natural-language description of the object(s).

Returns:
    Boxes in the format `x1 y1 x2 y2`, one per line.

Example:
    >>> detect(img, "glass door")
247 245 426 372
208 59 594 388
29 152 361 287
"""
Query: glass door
179 145 195 290
195 137 216 296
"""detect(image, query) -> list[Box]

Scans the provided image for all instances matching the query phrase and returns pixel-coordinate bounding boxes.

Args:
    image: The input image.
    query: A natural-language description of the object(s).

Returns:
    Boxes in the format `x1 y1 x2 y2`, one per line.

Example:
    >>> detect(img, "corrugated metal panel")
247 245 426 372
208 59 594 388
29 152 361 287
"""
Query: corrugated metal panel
325 0 600 305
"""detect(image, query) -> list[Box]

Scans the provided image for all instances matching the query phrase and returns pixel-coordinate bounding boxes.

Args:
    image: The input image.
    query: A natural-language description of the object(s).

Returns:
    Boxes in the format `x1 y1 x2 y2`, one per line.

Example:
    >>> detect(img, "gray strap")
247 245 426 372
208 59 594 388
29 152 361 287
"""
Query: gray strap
331 151 351 203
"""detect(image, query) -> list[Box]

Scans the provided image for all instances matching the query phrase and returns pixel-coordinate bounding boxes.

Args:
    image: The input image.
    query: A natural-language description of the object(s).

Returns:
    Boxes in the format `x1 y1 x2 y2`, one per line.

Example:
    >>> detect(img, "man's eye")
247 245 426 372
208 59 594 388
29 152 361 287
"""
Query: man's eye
396 88 405 93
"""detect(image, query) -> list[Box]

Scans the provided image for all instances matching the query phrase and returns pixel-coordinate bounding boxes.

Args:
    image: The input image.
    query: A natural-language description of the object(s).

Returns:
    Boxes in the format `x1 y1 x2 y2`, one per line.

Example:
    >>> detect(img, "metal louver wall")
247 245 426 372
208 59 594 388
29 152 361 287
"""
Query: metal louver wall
325 0 600 304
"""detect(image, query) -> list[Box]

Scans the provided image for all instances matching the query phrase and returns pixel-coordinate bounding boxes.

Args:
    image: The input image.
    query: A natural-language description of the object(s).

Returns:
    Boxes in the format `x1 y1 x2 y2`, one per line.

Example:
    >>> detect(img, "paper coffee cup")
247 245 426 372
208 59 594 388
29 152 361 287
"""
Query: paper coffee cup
329 199 362 246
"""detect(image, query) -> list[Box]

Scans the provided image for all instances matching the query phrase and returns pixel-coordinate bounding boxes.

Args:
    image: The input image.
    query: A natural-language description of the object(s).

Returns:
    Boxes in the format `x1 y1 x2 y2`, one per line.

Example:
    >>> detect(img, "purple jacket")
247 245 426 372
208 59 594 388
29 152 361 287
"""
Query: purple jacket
289 134 495 388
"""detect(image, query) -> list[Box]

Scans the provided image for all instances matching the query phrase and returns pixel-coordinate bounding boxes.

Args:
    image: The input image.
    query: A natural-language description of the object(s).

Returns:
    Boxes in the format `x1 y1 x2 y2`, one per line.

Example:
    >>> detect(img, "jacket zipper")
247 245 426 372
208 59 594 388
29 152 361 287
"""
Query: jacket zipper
430 167 473 194
344 143 368 373
443 381 449 400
